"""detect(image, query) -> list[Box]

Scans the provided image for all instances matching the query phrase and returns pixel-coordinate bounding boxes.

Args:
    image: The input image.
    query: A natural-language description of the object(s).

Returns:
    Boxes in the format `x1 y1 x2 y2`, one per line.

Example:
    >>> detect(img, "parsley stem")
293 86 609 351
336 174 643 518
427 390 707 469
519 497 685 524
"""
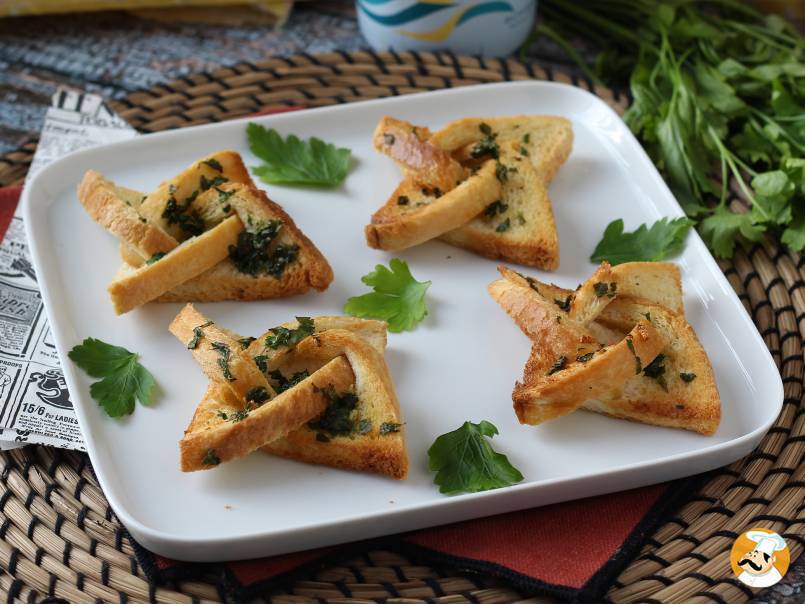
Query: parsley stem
707 126 760 216
749 110 805 154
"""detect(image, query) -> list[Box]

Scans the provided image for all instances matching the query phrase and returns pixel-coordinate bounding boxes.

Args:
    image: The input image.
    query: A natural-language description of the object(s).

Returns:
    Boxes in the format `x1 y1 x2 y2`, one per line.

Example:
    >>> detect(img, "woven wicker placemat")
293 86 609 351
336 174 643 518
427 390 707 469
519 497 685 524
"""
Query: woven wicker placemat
0 50 801 604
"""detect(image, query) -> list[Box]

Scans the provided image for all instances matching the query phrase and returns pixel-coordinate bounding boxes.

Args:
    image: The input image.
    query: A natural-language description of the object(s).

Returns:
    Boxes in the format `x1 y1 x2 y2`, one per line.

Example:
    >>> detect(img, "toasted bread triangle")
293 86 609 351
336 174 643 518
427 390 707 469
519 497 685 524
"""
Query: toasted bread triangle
489 264 721 434
177 313 408 478
370 116 570 268
114 183 333 303
250 322 408 479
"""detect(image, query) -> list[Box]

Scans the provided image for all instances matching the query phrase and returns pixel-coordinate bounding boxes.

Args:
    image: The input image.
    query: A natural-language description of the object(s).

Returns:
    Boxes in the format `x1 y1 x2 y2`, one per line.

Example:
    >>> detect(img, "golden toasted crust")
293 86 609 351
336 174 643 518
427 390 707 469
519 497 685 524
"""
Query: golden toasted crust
180 356 354 472
373 116 465 193
260 329 408 480
366 160 501 251
108 215 243 314
430 115 573 183
169 304 274 401
137 150 254 240
77 170 178 259
440 144 559 269
513 320 664 425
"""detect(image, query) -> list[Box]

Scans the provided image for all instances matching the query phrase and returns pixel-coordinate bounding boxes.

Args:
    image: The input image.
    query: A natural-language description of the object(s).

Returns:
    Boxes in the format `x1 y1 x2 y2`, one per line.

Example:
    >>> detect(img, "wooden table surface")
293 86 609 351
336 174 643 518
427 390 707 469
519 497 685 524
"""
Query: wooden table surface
0 2 801 602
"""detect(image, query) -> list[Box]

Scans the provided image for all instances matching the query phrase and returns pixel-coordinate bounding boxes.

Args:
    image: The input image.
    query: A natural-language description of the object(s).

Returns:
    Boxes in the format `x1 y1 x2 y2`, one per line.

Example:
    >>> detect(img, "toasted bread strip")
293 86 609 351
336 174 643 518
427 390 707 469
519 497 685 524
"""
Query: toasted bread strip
366 160 501 251
568 262 683 324
138 151 254 240
373 116 465 193
108 215 242 314
513 320 664 425
430 116 573 183
78 170 179 259
260 329 408 480
169 304 274 401
489 266 622 345
180 356 354 472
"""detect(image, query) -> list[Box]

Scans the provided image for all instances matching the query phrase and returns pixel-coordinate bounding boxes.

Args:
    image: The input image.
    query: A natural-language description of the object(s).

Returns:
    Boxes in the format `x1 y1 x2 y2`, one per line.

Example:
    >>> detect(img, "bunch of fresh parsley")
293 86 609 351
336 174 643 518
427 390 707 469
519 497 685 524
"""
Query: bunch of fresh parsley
532 0 804 258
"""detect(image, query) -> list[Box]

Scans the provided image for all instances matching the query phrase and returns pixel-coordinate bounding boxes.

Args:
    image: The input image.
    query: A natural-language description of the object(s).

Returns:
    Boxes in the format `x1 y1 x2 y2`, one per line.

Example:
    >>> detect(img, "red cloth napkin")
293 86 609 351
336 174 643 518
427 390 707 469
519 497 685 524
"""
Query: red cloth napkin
0 184 699 602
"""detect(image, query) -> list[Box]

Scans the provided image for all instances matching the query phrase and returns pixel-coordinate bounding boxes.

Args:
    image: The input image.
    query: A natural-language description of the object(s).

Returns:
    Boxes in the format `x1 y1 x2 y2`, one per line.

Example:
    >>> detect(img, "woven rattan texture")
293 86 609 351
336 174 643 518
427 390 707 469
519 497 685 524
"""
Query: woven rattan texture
0 50 801 604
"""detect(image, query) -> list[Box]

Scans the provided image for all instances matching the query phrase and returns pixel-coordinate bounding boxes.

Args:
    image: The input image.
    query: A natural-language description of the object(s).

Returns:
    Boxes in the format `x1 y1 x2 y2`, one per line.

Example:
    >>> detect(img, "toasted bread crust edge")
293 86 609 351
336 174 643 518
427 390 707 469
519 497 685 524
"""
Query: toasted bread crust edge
78 170 178 258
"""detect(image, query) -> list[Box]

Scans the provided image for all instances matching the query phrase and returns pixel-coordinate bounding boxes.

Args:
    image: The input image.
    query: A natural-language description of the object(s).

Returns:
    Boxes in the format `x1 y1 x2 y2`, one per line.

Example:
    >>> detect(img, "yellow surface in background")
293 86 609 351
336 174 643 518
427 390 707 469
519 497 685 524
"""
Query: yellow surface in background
0 0 291 19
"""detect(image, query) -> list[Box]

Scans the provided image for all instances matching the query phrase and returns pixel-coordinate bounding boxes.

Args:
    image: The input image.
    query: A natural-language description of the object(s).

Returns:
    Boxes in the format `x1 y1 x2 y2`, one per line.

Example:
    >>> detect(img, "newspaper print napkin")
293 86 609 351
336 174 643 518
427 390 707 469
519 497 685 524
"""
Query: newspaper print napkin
0 89 136 450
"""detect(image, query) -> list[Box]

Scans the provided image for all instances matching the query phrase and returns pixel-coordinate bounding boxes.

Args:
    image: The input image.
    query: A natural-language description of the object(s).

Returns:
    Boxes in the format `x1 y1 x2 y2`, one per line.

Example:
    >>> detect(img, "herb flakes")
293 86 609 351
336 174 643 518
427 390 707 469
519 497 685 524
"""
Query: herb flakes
308 387 360 438
245 386 270 405
202 449 220 466
554 295 572 312
211 341 234 381
680 371 697 383
265 317 315 349
643 353 668 392
202 158 223 172
269 369 311 393
547 356 567 375
484 200 509 218
146 252 166 265
228 219 299 278
187 320 213 350
380 422 402 435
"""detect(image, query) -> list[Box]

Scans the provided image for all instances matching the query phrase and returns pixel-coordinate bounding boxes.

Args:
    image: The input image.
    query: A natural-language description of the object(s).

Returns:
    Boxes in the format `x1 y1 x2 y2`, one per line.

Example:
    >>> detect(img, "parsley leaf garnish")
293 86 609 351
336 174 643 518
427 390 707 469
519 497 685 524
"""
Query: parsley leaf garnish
247 122 351 187
590 217 694 265
68 338 156 418
344 259 431 332
428 420 523 495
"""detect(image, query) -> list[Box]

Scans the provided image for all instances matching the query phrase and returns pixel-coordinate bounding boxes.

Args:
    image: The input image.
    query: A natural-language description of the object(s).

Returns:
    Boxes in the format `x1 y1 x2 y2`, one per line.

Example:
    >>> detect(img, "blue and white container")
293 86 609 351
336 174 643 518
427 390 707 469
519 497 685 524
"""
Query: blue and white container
357 0 537 58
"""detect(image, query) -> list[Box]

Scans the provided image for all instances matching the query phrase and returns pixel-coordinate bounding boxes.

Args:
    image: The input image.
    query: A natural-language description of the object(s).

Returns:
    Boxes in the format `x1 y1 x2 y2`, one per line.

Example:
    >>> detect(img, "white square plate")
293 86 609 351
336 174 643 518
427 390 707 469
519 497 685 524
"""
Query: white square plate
23 82 782 562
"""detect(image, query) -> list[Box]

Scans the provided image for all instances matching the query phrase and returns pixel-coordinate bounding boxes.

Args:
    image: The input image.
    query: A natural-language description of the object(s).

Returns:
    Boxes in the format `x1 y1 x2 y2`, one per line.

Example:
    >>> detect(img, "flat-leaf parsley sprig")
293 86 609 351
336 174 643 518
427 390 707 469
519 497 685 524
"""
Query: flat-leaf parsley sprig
591 217 694 265
428 420 524 495
344 259 431 333
247 122 352 187
68 338 156 418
